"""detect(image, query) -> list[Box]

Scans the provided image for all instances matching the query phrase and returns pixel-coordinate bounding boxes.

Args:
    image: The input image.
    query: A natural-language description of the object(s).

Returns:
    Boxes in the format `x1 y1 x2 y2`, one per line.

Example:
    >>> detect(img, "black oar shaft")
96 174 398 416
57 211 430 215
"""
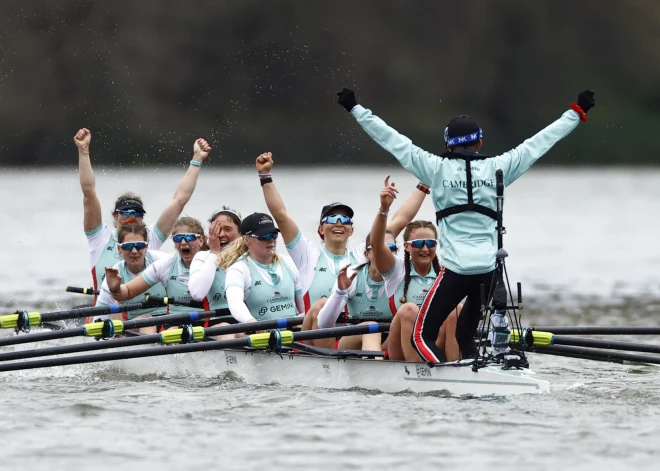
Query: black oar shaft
0 334 162 362
66 287 99 296
0 323 389 372
532 326 660 336
0 310 228 348
0 316 300 362
552 336 660 354
532 345 660 365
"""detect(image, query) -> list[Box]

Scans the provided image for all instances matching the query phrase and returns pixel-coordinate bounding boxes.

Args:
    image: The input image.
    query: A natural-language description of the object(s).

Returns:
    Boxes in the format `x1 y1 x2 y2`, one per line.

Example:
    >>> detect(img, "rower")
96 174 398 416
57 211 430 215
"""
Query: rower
369 177 461 361
218 213 305 323
315 231 397 352
104 217 209 333
74 128 211 303
188 208 243 339
96 224 168 325
255 151 431 332
337 87 595 362
255 152 360 316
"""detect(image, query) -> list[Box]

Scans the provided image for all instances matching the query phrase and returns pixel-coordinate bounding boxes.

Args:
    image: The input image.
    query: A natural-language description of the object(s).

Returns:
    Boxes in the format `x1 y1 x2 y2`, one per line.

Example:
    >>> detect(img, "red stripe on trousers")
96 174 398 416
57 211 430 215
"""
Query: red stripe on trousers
388 296 397 316
303 292 311 313
412 266 445 362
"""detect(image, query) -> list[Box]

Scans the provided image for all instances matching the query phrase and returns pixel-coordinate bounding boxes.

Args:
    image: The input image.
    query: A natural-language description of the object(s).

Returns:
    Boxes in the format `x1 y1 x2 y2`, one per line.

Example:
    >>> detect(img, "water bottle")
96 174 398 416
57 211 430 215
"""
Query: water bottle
489 312 510 357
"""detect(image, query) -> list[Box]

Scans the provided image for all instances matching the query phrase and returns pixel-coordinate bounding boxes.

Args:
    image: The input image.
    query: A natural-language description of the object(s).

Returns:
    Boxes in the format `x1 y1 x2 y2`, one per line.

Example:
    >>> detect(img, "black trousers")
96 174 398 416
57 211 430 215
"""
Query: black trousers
412 267 494 363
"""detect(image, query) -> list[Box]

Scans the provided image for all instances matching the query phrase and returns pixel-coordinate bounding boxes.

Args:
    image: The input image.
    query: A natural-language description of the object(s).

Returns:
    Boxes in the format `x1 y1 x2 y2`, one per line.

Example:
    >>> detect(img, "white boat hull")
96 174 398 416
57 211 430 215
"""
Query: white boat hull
119 348 550 396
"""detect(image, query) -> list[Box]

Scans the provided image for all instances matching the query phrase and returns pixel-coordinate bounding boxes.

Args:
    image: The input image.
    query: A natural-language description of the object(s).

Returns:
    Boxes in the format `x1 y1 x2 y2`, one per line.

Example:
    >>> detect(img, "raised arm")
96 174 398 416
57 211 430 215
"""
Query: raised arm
74 128 102 232
494 90 595 186
256 152 300 245
105 267 151 302
370 177 398 275
337 88 438 186
386 182 428 238
154 138 211 238
317 266 356 329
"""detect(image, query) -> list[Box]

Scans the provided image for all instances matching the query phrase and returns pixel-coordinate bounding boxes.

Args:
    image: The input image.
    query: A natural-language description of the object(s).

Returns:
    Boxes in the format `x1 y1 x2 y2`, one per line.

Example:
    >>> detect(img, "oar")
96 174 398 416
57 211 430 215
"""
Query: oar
477 326 660 338
0 309 230 348
511 329 660 355
530 326 660 336
66 286 99 296
0 323 390 372
530 345 660 366
0 316 302 362
0 296 194 330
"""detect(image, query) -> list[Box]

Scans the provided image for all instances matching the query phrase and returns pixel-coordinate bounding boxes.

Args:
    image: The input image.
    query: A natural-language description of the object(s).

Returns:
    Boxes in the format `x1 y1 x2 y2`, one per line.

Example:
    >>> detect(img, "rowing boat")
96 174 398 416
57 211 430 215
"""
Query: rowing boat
115 347 550 396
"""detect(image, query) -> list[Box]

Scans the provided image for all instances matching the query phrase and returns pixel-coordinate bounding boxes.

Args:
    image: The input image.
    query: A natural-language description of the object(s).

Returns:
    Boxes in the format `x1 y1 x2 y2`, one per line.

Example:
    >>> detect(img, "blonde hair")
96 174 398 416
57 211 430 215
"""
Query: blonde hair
217 237 281 269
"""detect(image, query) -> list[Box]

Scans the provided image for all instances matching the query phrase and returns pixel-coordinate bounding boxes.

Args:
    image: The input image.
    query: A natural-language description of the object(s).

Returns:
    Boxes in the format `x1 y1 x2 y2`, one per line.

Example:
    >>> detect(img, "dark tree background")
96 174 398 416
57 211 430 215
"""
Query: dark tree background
1 0 659 167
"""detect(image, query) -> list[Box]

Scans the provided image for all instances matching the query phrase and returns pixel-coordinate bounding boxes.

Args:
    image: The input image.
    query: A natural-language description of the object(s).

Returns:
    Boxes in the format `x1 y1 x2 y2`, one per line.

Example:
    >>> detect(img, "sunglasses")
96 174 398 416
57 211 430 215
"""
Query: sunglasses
322 214 352 225
117 241 148 251
250 232 279 241
117 209 144 218
406 239 438 249
172 233 202 243
367 242 398 253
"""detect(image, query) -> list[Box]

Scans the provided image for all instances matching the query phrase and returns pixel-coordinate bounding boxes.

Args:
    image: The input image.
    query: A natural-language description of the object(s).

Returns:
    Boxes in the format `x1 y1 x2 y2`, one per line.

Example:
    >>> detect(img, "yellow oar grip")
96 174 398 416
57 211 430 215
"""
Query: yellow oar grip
510 329 554 346
83 320 124 337
0 312 41 329
247 330 294 348
160 326 205 344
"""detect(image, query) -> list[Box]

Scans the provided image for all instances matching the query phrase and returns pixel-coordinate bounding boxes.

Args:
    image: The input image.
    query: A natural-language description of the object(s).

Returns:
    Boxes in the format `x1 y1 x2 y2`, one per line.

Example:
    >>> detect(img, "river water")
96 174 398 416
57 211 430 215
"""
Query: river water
0 167 659 470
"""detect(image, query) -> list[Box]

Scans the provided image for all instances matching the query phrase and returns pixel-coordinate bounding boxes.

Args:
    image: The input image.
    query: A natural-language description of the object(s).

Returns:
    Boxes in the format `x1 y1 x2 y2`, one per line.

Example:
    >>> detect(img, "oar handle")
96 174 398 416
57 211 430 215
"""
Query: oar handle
66 287 99 296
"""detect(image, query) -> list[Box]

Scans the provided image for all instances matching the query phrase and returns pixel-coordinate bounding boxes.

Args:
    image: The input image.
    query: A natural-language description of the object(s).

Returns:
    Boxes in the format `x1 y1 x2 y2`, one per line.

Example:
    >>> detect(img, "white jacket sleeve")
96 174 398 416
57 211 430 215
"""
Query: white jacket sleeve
317 288 348 329
188 252 218 302
225 286 255 323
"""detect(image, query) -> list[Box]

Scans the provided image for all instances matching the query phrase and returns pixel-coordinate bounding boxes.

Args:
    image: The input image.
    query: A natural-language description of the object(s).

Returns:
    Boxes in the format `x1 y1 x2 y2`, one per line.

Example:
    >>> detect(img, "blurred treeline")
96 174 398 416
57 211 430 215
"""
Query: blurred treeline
1 0 659 167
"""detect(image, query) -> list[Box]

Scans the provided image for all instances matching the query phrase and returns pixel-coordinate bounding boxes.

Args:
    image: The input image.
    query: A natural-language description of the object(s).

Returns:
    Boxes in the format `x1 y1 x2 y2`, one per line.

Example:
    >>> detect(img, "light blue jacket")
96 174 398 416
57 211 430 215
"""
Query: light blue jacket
351 105 581 275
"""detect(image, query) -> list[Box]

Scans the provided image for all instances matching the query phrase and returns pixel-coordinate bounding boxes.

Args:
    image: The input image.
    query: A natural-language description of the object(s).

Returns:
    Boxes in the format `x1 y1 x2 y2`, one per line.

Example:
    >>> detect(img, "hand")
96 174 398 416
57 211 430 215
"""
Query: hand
255 152 273 174
74 128 91 150
193 138 212 162
208 218 222 254
337 265 357 291
337 87 357 112
577 90 595 113
379 175 398 211
104 267 122 296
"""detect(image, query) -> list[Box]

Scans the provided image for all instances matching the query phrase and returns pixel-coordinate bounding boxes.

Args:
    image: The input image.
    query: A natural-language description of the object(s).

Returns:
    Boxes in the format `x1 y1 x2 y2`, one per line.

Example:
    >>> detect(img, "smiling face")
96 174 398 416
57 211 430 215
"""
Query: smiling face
404 227 437 264
245 233 277 262
213 215 240 251
318 209 354 244
118 232 148 266
173 225 205 264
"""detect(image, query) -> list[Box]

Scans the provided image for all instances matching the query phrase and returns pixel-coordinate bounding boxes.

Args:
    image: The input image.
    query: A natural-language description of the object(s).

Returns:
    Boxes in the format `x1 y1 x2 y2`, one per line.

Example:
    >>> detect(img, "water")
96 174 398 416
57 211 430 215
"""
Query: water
1 167 660 470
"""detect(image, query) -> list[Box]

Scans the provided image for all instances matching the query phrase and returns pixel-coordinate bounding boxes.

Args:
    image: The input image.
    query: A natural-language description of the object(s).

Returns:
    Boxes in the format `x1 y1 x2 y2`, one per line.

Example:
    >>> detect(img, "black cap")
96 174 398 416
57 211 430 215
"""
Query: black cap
240 213 280 237
444 115 482 147
115 197 146 214
320 202 354 222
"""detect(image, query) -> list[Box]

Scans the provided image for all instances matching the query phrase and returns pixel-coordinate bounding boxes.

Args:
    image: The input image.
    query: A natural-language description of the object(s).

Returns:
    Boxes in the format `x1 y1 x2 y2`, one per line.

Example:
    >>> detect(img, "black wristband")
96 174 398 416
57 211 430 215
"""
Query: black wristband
417 183 430 194
260 177 273 186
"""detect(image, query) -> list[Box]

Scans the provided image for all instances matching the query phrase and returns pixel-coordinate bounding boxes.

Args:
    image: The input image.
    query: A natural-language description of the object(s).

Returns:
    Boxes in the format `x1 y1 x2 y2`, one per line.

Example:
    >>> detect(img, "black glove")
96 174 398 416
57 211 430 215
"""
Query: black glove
337 88 357 112
577 90 595 113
